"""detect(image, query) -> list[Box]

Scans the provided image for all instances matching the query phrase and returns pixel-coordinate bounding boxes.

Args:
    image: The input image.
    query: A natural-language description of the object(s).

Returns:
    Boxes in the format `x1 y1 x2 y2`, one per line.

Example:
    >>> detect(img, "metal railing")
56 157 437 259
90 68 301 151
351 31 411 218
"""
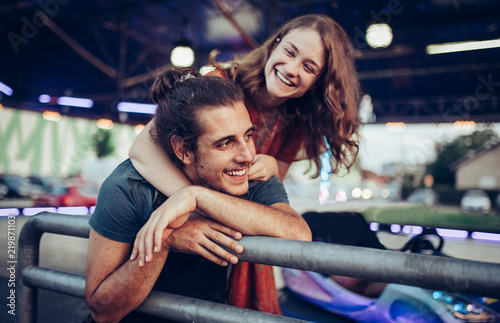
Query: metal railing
18 212 500 323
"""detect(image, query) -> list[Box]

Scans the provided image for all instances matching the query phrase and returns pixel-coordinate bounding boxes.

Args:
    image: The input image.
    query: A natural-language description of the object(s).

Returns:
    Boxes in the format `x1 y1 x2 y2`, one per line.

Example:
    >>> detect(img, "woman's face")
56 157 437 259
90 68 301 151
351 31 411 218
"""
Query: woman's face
264 28 326 100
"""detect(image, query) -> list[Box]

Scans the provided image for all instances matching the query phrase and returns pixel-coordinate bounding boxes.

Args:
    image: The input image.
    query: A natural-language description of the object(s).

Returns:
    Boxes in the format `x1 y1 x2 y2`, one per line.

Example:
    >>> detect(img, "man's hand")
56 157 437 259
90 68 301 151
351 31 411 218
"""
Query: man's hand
248 154 279 182
130 186 196 267
167 214 244 266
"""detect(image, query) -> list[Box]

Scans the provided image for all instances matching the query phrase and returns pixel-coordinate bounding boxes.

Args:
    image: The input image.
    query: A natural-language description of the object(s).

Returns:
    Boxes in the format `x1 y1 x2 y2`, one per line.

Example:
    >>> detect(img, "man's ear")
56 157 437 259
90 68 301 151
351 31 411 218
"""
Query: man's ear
171 135 195 165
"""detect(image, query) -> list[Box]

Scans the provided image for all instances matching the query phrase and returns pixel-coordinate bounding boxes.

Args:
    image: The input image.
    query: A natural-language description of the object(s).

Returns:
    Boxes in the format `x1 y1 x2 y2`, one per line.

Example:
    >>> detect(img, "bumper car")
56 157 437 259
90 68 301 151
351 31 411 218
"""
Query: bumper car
282 268 499 323
281 212 500 323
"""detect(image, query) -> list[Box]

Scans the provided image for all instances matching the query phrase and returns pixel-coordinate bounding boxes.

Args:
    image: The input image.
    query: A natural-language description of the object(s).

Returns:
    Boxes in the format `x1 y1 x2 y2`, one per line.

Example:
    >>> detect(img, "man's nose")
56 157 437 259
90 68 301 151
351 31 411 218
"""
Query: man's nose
234 141 254 164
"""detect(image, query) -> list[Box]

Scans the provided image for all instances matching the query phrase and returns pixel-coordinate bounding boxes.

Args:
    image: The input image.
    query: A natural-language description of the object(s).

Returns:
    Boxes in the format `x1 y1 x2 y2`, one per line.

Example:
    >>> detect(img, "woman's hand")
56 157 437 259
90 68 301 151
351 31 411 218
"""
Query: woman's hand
130 187 196 267
248 154 279 182
167 214 243 266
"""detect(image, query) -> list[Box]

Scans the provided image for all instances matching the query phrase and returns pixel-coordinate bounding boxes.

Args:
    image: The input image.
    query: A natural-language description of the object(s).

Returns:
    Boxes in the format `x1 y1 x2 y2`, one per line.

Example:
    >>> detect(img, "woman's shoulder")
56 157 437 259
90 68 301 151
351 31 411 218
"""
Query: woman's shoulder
205 68 227 79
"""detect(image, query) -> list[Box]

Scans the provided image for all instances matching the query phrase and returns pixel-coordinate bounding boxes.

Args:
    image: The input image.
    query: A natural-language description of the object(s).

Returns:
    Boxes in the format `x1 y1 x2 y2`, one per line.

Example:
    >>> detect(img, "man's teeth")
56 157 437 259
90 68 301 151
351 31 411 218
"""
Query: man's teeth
276 70 293 86
226 169 246 176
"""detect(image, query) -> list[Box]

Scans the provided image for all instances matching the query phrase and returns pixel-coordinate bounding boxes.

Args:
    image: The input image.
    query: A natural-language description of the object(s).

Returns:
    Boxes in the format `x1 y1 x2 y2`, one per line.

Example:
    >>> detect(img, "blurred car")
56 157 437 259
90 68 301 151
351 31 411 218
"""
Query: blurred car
33 181 98 208
495 193 500 213
406 188 440 207
460 190 491 214
28 175 65 194
0 174 44 198
0 183 8 199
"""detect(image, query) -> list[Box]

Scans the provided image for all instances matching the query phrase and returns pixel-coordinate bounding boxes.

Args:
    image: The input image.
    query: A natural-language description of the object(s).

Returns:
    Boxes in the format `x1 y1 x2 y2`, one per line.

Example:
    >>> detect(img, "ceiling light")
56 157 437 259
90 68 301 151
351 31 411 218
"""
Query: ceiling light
170 44 195 67
0 82 13 96
57 96 93 108
366 23 393 49
39 94 51 103
426 38 500 55
117 102 157 114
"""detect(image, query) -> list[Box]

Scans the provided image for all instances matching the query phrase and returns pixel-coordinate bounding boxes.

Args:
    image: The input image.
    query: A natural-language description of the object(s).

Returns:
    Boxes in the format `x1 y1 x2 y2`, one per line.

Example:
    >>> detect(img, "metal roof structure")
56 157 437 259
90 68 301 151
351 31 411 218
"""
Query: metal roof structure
1 0 499 125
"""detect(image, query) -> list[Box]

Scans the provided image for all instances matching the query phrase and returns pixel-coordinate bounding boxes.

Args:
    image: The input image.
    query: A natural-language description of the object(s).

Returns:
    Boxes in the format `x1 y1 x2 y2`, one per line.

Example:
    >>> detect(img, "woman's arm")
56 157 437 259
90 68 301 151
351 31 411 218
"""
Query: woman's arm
129 119 191 196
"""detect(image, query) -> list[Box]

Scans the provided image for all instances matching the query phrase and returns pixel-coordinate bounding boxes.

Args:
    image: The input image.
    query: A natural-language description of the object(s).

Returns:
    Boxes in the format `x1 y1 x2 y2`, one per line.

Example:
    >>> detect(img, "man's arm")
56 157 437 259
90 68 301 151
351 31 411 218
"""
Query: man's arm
166 213 244 266
132 185 312 266
85 228 171 323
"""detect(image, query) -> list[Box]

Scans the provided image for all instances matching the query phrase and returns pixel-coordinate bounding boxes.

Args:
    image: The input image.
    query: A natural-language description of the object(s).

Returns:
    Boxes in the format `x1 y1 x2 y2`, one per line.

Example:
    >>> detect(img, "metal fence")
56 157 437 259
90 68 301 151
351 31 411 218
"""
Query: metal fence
18 212 500 323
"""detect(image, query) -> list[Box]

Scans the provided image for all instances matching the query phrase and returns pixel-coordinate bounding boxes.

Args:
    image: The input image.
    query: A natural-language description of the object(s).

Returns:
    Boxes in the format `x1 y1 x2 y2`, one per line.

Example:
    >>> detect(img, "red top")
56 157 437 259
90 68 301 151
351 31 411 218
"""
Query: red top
207 69 307 164
207 69 307 315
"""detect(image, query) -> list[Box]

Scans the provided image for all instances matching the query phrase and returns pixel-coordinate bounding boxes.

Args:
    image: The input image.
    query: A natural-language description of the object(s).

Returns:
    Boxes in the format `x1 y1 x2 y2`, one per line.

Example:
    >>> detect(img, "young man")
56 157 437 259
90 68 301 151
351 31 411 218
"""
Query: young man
84 69 311 322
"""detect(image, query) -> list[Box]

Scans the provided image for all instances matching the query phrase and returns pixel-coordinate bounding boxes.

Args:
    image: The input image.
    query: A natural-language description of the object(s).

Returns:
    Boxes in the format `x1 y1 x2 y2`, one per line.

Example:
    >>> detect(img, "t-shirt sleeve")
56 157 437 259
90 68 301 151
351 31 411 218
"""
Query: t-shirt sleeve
89 162 153 243
245 177 289 206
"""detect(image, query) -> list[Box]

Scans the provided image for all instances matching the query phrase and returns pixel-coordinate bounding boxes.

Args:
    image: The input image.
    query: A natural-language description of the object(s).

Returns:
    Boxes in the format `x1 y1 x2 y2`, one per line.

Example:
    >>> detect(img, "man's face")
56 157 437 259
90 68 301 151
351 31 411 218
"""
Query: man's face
184 102 256 197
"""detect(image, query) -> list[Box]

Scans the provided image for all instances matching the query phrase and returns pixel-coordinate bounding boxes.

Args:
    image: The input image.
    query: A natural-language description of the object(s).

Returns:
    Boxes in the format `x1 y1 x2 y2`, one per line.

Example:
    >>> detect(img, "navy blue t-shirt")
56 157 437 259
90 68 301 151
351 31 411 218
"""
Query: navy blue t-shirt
90 159 289 243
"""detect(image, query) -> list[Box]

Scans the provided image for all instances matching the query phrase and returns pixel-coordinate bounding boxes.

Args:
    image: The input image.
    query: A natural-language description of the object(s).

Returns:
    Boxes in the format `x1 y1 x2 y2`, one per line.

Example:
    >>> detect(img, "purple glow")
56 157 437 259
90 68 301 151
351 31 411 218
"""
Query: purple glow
471 231 500 242
0 208 20 216
411 226 423 235
57 96 93 108
23 207 57 216
370 222 379 231
57 206 89 215
390 224 401 233
403 225 423 235
117 102 157 114
436 228 469 239
89 206 96 214
39 94 51 103
0 82 13 96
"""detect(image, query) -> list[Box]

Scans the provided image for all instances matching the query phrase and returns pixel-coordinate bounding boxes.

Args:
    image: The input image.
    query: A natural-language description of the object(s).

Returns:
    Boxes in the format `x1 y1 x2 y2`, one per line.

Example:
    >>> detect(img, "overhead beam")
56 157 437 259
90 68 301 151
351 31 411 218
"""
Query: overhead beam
43 16 117 79
358 62 500 79
211 0 259 50
121 63 173 89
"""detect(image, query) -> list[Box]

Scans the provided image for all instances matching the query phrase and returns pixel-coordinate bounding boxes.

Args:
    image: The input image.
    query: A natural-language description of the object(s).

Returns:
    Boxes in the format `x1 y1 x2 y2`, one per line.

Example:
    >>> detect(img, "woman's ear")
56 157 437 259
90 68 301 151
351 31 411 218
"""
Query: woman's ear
171 135 194 165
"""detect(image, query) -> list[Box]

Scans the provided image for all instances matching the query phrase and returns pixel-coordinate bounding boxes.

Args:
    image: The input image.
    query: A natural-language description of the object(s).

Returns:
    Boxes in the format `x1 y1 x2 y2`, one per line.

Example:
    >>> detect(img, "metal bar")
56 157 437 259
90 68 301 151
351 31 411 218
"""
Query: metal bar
23 267 308 323
234 236 500 298
18 213 500 323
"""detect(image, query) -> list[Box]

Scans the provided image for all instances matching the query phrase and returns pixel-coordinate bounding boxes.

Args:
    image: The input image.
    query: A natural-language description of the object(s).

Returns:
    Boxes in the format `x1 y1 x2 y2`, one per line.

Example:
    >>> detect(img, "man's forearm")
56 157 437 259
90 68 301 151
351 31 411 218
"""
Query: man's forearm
190 186 311 241
87 249 169 322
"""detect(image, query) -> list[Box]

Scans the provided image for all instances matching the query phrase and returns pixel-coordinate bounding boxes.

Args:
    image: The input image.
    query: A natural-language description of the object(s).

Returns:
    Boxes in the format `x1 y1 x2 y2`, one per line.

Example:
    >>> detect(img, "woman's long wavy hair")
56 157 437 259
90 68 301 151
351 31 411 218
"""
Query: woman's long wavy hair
209 14 360 177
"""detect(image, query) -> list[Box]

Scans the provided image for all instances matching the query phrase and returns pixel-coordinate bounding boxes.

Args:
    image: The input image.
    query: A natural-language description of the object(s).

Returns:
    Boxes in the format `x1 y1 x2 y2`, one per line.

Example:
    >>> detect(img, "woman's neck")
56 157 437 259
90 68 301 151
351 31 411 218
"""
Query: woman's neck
254 87 288 112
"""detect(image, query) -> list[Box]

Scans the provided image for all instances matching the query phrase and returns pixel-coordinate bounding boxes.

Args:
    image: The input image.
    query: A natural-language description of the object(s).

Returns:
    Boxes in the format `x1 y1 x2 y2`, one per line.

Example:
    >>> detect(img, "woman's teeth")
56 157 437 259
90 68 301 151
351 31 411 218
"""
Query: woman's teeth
226 169 246 176
276 70 293 86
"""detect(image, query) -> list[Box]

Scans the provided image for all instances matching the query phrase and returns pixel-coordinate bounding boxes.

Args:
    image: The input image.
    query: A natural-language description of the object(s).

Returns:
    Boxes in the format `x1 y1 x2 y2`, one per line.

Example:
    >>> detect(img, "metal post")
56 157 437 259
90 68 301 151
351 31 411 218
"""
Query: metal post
18 213 90 323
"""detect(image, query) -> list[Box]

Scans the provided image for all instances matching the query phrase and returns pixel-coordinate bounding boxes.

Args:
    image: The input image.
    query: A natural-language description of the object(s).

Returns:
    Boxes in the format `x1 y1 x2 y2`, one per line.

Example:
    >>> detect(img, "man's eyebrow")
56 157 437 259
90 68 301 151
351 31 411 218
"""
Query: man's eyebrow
212 135 236 146
211 126 255 146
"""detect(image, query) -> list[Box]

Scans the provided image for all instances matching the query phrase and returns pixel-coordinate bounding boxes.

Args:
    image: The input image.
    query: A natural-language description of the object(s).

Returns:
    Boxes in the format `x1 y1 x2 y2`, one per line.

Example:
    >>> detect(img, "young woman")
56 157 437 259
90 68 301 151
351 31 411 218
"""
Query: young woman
129 14 361 314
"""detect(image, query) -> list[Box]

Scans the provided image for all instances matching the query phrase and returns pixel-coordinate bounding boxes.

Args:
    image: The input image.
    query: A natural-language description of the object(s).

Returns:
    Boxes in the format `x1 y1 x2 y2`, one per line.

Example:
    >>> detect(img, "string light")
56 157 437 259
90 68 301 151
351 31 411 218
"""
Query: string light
97 119 113 130
42 111 61 122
